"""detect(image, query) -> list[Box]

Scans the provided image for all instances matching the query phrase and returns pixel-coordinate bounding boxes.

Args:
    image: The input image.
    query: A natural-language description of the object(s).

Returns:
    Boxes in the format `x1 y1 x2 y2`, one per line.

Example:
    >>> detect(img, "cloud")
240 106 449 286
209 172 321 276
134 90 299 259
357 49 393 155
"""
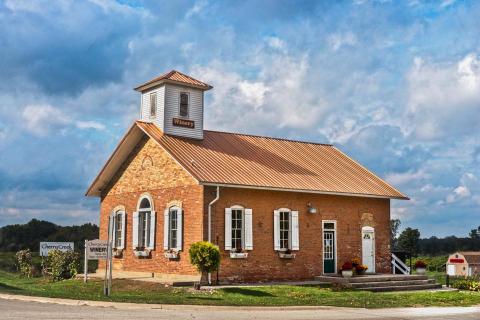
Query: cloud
22 104 70 136
406 53 480 140
327 32 357 51
185 0 208 19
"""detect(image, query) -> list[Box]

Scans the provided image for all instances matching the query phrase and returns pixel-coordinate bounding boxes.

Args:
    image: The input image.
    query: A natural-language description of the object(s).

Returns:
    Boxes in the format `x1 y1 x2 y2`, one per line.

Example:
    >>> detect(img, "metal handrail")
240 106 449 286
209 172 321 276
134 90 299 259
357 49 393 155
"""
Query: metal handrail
391 253 410 274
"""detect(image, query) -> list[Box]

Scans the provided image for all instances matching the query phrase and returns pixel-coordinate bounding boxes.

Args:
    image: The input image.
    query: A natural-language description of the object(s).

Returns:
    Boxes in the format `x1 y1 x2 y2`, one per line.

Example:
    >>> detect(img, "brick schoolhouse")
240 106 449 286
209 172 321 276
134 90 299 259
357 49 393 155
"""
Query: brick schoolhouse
86 70 408 283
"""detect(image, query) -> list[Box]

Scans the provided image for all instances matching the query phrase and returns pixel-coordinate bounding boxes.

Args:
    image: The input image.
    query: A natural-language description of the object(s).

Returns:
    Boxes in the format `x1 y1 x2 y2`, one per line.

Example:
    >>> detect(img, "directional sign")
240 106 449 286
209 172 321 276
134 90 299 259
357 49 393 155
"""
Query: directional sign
86 240 108 260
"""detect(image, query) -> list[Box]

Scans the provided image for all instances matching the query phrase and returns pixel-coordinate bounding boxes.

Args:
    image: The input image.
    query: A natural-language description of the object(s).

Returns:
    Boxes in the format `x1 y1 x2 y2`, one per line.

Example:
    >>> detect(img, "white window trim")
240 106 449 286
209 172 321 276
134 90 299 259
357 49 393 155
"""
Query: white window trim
322 220 337 274
136 194 155 250
179 91 189 118
230 205 245 251
167 205 182 251
113 209 125 250
277 208 292 251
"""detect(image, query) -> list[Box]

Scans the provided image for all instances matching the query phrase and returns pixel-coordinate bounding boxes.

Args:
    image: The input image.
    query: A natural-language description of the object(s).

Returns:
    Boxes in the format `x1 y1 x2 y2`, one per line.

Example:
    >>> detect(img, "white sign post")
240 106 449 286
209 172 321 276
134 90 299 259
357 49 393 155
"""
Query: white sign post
84 239 108 283
40 242 74 257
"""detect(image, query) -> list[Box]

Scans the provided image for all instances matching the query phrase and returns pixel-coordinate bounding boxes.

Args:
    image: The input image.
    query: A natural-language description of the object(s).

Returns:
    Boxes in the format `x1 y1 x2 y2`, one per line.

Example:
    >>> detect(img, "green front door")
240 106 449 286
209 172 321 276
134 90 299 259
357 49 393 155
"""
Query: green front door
323 230 335 273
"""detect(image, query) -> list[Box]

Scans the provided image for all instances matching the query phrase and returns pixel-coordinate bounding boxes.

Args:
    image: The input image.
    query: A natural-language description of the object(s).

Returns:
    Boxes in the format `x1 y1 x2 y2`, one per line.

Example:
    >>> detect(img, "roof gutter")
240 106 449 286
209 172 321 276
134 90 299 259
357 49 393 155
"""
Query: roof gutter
207 186 220 242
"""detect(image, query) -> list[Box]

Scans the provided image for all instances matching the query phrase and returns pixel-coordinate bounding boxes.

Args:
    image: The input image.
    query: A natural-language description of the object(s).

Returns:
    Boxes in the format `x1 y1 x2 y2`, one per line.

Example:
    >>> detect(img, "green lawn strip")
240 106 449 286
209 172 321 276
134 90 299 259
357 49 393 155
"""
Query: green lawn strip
0 270 479 308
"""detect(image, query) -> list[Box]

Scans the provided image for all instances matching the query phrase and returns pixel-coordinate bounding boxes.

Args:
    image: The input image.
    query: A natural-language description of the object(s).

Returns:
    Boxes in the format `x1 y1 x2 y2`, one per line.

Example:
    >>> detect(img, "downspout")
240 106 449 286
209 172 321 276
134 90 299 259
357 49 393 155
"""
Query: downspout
207 186 220 285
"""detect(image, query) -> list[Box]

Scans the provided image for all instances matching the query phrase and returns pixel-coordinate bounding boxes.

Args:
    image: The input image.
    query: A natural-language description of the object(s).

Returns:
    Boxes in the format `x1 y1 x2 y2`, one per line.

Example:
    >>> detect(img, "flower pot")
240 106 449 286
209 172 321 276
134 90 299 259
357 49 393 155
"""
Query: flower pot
113 249 123 258
164 251 179 259
416 267 426 275
342 270 353 278
230 252 248 259
134 250 150 258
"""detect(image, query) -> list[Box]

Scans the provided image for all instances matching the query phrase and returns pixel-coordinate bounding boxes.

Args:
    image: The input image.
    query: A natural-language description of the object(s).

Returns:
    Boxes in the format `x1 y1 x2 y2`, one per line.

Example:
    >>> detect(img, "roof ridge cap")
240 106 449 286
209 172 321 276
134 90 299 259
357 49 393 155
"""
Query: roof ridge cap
203 129 333 146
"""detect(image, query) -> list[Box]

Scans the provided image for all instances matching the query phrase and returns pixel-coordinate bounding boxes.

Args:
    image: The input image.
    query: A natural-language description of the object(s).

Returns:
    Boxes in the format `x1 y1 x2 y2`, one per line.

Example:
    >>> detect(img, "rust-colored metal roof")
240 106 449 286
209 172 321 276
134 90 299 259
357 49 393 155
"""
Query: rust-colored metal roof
135 121 408 199
134 70 213 92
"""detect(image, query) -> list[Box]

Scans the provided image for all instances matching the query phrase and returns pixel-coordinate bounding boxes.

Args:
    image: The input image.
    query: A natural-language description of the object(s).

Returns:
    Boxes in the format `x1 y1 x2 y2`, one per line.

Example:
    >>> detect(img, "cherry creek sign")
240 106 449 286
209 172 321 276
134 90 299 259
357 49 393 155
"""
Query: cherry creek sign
40 242 74 257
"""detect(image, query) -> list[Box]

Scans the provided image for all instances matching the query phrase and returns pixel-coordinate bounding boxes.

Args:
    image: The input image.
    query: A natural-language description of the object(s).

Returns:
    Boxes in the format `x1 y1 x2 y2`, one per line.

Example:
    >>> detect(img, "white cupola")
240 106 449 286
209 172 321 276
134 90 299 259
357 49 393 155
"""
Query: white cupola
134 70 212 140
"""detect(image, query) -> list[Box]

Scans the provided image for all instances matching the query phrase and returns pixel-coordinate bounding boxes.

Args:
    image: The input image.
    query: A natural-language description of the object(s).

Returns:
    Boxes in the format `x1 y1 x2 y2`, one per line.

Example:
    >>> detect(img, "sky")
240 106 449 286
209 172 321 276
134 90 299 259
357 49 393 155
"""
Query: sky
0 0 479 238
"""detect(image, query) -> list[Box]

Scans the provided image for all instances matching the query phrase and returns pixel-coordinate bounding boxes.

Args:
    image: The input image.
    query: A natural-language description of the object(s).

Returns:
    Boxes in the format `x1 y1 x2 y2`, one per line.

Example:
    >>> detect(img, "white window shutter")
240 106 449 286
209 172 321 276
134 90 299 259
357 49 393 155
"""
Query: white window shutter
147 211 156 250
112 214 117 248
132 211 139 249
177 209 183 251
274 210 280 251
163 209 169 250
244 209 253 250
291 211 299 250
119 212 126 249
224 208 232 250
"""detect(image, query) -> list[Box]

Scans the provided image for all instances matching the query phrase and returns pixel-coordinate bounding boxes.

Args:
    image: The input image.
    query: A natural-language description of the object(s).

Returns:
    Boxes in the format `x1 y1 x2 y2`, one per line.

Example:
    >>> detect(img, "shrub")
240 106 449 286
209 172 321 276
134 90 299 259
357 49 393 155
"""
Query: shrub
189 241 220 285
415 260 427 269
341 261 353 270
15 249 33 277
453 279 480 292
47 250 79 281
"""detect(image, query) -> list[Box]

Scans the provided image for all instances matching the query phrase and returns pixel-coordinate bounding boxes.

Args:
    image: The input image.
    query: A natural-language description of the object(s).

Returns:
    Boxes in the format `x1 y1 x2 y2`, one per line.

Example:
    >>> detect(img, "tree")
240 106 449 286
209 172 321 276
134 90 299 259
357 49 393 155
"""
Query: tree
469 226 480 240
390 219 401 250
188 241 220 287
398 227 420 273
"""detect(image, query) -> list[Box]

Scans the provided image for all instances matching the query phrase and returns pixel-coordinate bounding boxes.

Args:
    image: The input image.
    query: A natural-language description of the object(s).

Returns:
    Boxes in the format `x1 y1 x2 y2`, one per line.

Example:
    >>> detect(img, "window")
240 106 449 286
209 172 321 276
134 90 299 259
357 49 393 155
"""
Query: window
179 92 189 117
274 209 299 251
136 196 153 249
231 208 244 250
164 205 182 251
169 207 178 249
150 92 157 117
279 210 290 250
114 211 124 248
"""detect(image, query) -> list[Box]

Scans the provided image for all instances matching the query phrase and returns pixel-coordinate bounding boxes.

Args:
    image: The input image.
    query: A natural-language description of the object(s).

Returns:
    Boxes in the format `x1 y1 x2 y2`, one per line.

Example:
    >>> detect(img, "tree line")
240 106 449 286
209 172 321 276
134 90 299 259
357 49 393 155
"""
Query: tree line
0 219 99 253
391 219 480 256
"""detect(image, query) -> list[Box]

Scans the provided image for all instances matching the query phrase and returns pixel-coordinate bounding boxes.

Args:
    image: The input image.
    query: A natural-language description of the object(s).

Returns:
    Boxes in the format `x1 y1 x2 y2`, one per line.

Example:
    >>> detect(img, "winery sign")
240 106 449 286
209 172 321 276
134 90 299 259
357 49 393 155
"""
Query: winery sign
172 118 195 129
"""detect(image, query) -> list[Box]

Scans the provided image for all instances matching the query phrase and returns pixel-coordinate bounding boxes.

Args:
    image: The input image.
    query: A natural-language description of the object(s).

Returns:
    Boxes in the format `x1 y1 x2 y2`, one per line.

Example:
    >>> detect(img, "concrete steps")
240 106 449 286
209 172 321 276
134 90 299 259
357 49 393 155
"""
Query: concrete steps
314 274 443 292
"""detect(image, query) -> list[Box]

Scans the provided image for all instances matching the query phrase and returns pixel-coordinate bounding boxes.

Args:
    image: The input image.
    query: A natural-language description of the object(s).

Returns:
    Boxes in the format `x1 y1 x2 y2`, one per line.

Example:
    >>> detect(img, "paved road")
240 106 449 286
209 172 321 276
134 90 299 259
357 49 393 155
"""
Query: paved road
1 297 480 320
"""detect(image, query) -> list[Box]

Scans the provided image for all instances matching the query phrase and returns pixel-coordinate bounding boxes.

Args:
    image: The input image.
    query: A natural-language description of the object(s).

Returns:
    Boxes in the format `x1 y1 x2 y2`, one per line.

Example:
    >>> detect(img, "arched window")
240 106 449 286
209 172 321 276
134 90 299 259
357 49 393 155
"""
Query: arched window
133 195 156 250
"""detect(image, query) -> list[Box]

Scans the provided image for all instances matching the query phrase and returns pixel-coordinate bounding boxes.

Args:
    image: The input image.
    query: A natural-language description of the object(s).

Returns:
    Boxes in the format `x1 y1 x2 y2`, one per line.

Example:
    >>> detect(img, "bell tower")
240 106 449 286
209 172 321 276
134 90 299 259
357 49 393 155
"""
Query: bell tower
134 70 212 140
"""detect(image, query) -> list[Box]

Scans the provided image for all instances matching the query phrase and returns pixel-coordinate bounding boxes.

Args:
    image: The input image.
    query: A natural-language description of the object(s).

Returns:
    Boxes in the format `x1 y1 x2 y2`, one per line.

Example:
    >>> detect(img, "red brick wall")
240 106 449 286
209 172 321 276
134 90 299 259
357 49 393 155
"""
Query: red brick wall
99 136 203 275
97 135 391 281
205 186 391 283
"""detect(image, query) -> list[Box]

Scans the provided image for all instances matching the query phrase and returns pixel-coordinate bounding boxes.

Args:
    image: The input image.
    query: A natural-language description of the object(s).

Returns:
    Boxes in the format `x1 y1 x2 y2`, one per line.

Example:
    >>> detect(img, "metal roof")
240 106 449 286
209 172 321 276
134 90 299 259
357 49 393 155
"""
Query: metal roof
125 121 407 199
134 70 213 92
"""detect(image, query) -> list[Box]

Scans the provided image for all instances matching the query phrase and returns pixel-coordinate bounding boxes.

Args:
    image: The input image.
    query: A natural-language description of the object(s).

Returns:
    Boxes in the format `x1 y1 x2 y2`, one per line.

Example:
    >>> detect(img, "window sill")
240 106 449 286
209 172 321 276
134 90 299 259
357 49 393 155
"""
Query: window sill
230 252 248 259
278 252 296 259
164 251 179 259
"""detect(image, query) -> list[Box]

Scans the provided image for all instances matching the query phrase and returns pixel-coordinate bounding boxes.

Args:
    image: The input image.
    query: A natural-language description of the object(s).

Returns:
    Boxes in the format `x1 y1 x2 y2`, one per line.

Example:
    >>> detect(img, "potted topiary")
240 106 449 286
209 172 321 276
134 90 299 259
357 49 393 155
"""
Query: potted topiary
189 241 221 288
415 260 427 275
341 261 353 278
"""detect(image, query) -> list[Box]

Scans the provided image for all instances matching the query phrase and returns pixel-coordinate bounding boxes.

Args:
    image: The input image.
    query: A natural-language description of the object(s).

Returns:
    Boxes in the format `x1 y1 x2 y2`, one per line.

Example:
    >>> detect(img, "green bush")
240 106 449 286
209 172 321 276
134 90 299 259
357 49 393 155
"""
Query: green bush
189 241 220 283
408 255 447 272
47 250 79 281
453 278 480 292
15 249 33 277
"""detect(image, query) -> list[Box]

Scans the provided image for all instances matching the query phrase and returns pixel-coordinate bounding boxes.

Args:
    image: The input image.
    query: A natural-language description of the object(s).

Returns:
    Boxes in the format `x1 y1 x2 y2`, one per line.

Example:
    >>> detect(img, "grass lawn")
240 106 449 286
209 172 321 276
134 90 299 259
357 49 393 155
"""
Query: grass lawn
0 271 480 308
